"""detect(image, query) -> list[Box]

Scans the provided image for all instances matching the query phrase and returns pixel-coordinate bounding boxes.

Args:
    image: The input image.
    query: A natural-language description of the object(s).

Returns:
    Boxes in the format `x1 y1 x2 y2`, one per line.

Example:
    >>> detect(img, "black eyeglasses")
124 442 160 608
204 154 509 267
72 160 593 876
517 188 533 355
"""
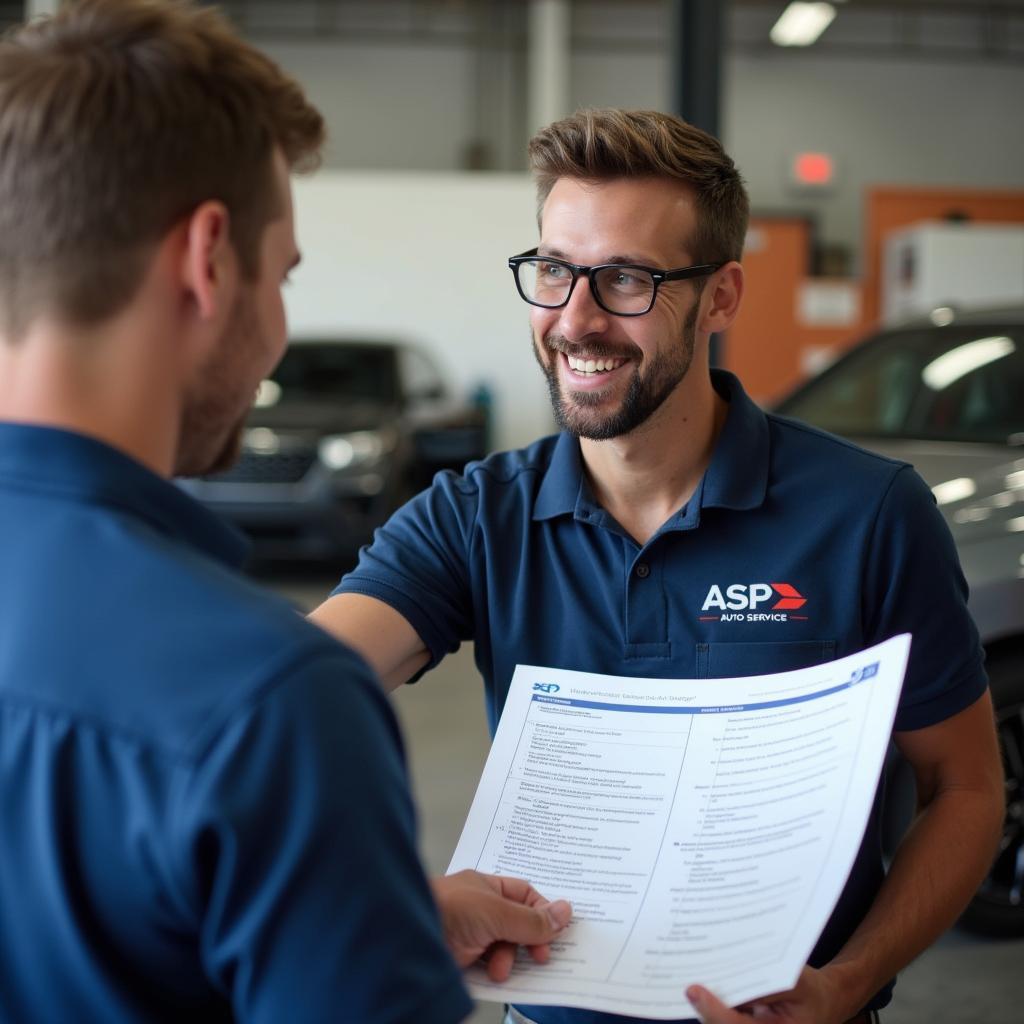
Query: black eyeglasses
508 247 723 317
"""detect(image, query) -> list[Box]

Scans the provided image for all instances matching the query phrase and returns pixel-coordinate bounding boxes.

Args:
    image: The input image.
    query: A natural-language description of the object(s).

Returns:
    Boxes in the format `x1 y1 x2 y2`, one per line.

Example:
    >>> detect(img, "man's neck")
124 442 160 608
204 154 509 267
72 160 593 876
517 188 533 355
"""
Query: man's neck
579 372 727 547
0 320 181 477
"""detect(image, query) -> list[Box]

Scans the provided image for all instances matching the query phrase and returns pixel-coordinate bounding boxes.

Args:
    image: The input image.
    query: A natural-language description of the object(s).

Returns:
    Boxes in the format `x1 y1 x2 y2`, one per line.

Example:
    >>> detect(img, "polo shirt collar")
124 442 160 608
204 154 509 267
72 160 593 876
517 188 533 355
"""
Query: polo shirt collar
0 422 249 567
532 430 585 520
532 368 769 522
702 369 770 511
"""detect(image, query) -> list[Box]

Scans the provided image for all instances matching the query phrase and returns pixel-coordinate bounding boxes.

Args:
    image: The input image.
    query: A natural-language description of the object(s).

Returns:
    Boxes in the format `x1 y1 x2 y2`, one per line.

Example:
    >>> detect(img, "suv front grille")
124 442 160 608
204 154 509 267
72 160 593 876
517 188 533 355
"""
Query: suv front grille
205 450 317 484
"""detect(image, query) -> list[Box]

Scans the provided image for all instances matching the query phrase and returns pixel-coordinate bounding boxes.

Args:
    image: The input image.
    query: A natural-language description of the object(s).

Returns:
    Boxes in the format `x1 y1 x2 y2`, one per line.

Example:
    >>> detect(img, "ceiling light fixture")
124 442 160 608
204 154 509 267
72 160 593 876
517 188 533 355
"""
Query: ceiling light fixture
770 2 838 47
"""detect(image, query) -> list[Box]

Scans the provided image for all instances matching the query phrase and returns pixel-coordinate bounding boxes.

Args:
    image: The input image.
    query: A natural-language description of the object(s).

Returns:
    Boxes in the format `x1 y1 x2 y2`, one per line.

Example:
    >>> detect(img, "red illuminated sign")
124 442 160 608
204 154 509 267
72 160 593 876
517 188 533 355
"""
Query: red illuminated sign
793 152 834 186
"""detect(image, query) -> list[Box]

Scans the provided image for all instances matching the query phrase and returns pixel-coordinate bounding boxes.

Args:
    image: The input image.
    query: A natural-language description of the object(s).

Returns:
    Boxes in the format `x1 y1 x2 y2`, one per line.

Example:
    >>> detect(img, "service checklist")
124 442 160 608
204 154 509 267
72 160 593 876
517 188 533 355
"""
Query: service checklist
449 634 911 1019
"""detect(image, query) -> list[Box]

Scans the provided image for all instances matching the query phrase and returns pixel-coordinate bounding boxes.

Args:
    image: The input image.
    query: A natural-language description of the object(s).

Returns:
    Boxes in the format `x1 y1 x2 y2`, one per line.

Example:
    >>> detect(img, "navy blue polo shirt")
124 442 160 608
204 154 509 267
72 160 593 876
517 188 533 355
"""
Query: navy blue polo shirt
336 369 987 1023
0 423 472 1024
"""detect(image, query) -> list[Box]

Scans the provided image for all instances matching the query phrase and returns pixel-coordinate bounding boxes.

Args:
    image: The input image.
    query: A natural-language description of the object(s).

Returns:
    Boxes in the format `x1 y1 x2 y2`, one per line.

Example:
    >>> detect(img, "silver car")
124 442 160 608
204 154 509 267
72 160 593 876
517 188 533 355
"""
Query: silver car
775 305 1024 936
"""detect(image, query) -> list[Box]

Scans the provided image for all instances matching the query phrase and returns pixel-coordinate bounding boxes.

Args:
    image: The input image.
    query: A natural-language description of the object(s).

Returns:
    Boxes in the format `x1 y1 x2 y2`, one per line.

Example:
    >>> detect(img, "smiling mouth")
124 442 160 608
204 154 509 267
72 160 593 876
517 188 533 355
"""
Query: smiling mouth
565 353 626 377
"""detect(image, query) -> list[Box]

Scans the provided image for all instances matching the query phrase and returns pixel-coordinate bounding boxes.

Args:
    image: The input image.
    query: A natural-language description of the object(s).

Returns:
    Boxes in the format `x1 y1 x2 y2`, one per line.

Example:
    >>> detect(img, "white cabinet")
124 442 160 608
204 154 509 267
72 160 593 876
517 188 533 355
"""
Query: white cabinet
882 223 1024 325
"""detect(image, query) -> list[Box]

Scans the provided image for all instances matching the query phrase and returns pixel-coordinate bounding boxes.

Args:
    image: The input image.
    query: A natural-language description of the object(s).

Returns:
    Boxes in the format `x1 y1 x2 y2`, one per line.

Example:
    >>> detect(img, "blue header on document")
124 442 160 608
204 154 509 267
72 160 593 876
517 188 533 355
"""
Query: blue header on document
531 660 880 716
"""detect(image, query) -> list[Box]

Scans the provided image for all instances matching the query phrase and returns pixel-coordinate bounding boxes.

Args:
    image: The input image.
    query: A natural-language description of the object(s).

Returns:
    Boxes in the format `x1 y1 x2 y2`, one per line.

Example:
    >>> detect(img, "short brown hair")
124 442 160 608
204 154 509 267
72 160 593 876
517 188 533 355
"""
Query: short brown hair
528 108 749 266
0 0 325 339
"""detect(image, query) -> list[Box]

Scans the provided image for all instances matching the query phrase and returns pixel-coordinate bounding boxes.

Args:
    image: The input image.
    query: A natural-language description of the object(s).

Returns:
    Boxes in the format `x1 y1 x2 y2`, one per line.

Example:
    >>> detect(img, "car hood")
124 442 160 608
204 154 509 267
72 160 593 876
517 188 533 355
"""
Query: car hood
844 438 1024 644
244 400 400 439
844 436 1024 590
844 438 1022 535
847 438 1011 489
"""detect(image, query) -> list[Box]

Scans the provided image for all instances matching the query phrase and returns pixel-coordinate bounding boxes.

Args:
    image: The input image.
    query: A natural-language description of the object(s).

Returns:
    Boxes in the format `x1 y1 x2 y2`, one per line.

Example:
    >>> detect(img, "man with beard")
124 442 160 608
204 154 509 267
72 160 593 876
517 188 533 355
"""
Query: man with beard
311 109 1003 1024
0 2 571 1022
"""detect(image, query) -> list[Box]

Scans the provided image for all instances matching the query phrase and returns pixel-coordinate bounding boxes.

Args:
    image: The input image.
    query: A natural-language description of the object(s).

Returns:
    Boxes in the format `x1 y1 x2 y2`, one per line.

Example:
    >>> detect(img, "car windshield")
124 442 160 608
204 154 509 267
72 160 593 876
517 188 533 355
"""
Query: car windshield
778 325 1024 445
263 343 400 404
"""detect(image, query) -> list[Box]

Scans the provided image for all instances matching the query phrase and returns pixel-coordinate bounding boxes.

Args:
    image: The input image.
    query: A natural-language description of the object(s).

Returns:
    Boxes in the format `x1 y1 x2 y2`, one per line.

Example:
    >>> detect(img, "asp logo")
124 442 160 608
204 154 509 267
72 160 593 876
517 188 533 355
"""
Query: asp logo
700 582 807 622
533 682 561 694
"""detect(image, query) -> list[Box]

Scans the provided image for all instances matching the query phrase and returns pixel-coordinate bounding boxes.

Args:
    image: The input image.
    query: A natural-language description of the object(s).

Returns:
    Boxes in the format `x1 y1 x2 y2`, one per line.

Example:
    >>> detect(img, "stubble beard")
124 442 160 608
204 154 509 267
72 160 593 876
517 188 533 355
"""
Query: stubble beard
535 303 699 441
174 291 261 478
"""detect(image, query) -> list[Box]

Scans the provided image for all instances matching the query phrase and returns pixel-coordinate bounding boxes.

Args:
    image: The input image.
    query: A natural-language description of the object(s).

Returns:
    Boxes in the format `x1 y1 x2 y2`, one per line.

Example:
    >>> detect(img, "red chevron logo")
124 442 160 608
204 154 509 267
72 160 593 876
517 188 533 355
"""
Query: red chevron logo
771 583 806 610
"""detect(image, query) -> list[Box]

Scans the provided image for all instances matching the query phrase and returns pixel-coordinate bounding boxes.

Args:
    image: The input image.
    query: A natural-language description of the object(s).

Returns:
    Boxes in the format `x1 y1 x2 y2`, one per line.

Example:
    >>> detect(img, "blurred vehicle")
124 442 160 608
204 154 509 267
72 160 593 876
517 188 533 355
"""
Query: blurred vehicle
179 339 487 563
775 305 1024 936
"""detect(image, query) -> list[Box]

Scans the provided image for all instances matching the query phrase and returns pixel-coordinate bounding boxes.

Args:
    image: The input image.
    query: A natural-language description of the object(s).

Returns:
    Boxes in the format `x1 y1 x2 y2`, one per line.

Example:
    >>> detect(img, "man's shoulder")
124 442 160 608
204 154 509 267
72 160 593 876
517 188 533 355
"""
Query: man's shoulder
765 411 910 487
6 512 376 763
128 542 377 756
449 434 562 493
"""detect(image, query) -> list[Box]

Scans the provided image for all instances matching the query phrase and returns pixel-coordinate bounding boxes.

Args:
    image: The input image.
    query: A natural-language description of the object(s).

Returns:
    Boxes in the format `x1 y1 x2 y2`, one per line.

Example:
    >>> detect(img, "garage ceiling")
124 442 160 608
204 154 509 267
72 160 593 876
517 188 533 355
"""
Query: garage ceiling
1 2 1022 63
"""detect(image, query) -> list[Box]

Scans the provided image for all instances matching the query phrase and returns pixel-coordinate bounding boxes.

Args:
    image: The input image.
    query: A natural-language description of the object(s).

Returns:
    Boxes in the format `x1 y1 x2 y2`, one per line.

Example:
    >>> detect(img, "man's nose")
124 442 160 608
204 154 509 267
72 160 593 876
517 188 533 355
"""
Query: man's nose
558 276 610 342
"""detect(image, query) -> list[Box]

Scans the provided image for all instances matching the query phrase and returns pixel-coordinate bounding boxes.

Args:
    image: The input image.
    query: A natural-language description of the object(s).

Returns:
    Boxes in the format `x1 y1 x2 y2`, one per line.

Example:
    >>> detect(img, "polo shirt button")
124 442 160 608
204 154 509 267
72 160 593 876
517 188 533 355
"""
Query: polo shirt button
635 562 650 579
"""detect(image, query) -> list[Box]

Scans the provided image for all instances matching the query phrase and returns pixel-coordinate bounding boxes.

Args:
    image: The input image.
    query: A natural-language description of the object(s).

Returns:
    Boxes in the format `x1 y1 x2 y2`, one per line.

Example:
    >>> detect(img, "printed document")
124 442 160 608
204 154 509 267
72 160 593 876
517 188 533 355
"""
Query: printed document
448 634 911 1019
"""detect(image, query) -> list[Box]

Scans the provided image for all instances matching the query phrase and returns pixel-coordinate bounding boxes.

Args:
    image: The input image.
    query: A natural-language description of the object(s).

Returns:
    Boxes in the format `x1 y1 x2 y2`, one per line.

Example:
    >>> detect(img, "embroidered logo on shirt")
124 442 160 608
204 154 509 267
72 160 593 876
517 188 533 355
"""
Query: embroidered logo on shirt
699 582 808 623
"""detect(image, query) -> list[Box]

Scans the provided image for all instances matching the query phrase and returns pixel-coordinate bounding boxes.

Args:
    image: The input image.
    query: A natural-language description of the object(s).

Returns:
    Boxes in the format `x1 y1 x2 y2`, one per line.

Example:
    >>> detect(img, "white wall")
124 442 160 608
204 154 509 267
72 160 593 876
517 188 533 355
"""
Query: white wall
286 172 553 451
268 41 477 172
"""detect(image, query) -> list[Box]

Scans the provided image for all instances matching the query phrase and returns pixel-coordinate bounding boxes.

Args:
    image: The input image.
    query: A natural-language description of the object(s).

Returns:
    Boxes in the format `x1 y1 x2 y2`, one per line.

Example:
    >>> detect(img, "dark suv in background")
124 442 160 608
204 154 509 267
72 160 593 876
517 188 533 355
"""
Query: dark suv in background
775 305 1024 936
178 339 487 564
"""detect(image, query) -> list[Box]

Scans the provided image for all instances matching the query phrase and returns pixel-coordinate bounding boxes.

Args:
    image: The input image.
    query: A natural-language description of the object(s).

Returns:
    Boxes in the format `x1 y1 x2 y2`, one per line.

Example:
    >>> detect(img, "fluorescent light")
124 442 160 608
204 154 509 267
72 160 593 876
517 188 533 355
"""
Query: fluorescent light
921 335 1016 390
770 2 837 47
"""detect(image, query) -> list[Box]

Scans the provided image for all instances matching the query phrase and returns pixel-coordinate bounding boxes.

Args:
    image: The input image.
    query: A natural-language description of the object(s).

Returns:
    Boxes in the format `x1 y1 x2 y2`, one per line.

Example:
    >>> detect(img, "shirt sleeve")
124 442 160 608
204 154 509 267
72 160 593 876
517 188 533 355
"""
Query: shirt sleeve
333 470 480 674
172 646 473 1024
863 465 988 731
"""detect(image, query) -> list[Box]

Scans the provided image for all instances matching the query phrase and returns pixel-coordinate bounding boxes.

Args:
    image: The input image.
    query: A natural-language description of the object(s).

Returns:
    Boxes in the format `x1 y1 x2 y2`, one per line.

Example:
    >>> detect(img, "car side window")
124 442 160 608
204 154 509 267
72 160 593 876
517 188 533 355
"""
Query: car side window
783 326 1023 444
785 344 919 436
910 330 1023 442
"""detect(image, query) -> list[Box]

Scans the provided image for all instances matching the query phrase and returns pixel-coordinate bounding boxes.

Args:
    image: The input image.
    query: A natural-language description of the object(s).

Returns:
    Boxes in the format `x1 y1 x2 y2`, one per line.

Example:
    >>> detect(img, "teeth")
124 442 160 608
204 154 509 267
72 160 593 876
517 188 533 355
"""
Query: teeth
567 354 624 376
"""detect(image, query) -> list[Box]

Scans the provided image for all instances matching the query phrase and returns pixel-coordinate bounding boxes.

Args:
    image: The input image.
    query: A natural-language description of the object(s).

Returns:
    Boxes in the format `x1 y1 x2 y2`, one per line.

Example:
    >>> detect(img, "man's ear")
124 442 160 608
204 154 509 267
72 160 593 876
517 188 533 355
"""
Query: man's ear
699 261 744 336
180 200 237 322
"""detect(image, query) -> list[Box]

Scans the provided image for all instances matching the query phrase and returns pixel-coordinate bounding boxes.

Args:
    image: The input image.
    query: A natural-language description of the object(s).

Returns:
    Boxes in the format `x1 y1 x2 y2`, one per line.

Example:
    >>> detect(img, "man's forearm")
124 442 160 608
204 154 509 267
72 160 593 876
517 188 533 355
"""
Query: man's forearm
308 592 429 691
821 781 1003 1015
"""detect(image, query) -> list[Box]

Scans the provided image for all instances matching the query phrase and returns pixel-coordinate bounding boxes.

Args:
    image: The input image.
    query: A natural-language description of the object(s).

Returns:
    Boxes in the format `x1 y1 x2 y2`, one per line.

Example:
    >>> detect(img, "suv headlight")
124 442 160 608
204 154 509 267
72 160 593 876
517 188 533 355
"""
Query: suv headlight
318 430 395 472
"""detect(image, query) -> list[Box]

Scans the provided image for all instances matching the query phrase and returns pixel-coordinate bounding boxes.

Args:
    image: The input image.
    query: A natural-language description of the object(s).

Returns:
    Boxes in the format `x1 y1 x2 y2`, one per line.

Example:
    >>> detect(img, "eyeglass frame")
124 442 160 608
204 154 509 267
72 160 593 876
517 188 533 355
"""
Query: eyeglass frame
507 247 724 318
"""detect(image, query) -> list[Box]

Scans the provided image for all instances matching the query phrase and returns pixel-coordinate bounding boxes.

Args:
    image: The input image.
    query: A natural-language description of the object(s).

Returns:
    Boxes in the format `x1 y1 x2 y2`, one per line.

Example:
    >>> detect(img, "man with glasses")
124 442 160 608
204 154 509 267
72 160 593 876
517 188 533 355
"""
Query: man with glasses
312 109 1002 1024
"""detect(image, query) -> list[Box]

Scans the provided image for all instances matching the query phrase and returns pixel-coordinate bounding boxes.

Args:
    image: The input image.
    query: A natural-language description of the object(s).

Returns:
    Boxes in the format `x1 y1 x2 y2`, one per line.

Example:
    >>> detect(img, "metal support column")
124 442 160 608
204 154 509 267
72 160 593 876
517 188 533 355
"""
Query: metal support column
669 0 726 139
669 0 728 364
527 0 571 137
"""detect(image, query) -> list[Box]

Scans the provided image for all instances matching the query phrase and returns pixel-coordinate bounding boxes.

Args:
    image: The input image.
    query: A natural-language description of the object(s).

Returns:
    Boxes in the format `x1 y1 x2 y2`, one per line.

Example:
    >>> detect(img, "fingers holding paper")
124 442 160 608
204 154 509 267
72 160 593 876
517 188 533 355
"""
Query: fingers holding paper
686 966 851 1024
432 869 573 982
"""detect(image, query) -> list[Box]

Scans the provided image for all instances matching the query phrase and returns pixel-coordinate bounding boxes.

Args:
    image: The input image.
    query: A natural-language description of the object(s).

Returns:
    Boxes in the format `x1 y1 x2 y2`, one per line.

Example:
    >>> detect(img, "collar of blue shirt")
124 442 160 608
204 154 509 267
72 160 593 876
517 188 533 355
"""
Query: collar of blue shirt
532 369 770 526
0 421 249 567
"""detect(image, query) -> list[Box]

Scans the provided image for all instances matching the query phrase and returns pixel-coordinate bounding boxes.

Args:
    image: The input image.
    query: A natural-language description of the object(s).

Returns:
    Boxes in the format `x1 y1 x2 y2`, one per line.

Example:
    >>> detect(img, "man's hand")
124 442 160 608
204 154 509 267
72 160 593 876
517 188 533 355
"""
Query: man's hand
686 966 852 1024
432 869 572 982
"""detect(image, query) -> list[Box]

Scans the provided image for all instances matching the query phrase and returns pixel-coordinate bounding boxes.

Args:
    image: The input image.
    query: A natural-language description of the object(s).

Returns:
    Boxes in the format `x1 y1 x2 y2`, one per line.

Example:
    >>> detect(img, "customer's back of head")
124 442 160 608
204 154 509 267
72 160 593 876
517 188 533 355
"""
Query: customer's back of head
0 0 320 341
0 3 472 1021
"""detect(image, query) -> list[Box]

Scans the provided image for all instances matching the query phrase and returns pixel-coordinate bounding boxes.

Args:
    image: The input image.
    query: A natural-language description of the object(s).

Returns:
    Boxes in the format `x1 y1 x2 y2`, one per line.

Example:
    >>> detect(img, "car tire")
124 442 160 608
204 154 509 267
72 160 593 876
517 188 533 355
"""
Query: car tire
958 646 1024 937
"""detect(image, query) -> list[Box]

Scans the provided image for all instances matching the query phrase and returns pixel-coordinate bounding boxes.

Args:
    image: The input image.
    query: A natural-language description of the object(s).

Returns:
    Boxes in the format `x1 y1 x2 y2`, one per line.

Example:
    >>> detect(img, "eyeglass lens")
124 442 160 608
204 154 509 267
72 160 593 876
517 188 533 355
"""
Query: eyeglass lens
516 259 656 315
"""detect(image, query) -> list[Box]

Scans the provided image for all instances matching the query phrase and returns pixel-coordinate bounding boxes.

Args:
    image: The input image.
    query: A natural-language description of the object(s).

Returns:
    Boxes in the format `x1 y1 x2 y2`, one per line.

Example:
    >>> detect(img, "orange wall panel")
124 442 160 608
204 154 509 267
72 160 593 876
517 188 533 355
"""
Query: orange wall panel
725 219 809 403
725 218 868 404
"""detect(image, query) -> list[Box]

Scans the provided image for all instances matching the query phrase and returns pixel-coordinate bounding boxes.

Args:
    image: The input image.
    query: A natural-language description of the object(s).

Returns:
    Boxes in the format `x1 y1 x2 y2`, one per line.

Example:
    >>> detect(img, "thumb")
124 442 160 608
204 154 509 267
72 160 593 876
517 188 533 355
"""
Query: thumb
546 900 573 930
495 898 572 945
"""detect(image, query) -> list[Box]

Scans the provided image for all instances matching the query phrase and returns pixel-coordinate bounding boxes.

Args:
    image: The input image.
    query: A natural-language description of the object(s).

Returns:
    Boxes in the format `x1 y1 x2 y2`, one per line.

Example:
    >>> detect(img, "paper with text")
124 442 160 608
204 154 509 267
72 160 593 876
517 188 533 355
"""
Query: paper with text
448 635 910 1019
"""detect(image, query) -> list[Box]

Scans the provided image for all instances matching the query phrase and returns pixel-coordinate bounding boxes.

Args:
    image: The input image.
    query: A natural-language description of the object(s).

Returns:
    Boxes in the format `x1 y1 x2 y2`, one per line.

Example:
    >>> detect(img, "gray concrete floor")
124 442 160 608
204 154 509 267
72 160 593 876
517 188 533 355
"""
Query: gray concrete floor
276 573 1023 1024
